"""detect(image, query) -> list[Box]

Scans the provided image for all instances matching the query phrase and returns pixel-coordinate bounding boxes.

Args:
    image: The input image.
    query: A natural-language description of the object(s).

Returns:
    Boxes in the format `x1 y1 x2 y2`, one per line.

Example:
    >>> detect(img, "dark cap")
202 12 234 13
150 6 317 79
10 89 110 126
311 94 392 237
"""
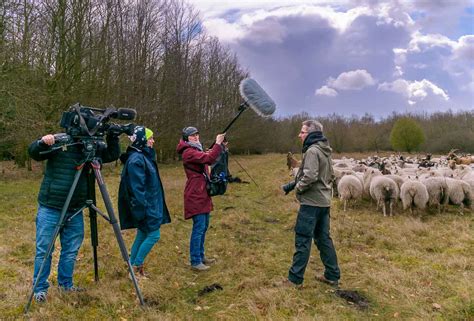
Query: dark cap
182 126 199 141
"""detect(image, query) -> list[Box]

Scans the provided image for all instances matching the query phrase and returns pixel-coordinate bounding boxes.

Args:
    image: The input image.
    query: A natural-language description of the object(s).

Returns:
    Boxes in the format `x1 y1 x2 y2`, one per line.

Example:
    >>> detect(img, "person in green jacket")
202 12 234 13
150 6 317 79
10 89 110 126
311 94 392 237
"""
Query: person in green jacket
282 119 340 288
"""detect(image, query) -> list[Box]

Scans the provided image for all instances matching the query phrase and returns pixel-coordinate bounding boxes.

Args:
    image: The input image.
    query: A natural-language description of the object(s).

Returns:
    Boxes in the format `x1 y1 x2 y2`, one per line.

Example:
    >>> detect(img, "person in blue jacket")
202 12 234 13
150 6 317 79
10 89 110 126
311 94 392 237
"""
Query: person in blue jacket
118 126 171 278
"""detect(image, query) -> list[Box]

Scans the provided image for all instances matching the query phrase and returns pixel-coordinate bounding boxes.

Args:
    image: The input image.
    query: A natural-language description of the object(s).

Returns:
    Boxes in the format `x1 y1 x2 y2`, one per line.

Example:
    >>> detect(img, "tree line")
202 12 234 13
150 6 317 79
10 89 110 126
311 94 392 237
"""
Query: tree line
1 0 247 166
226 111 474 155
1 1 473 168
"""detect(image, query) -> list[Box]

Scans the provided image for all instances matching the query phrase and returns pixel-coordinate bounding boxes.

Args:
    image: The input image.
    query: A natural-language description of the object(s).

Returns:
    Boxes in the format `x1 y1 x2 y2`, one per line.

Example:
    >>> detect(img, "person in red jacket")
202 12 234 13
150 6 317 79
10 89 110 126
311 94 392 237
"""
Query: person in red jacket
176 127 225 271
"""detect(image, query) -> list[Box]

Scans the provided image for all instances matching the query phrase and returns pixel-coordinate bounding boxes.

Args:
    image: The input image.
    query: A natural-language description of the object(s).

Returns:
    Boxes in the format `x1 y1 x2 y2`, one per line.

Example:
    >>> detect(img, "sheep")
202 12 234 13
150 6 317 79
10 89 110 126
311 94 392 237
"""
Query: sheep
400 178 429 215
363 168 382 198
332 168 356 197
418 170 441 180
334 162 350 168
436 167 455 178
337 175 363 211
445 178 472 214
454 165 474 181
352 163 367 173
384 174 405 192
421 177 449 214
369 176 399 217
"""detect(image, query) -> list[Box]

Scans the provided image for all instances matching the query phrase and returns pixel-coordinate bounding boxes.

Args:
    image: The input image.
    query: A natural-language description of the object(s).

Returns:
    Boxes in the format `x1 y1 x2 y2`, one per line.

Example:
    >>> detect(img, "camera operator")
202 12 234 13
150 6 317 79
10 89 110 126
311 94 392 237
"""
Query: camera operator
281 120 340 288
28 131 120 303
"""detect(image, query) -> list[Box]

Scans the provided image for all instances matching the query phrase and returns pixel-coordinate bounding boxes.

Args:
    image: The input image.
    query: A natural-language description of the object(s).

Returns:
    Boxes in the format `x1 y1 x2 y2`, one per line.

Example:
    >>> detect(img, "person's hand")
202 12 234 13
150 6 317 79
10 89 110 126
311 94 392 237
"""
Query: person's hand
282 181 296 195
216 133 226 145
41 134 55 146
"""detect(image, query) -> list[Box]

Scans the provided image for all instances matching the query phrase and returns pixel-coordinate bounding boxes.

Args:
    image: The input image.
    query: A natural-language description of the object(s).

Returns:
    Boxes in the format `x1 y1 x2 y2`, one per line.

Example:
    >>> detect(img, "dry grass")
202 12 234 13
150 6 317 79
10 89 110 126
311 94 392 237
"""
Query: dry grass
0 154 473 320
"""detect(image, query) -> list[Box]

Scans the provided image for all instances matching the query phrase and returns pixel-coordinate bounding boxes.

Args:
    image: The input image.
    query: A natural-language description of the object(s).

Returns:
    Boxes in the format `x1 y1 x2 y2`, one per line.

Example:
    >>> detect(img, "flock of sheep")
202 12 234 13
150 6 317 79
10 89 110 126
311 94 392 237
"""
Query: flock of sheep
333 155 473 215
287 153 474 216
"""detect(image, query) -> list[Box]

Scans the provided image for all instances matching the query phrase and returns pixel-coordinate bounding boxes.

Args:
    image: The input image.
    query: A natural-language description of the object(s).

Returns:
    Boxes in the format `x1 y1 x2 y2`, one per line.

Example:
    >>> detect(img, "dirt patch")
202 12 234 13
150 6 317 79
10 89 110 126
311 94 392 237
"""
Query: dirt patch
198 283 223 296
335 289 369 310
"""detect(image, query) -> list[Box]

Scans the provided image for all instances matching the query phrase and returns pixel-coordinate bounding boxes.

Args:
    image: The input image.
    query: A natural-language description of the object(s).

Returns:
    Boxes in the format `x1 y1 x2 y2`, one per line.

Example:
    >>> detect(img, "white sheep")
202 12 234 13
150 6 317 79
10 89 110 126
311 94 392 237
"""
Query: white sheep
384 174 405 192
422 177 449 214
455 165 474 181
363 168 382 198
400 178 429 215
445 178 473 214
332 168 356 197
337 175 363 211
369 176 399 217
437 167 455 178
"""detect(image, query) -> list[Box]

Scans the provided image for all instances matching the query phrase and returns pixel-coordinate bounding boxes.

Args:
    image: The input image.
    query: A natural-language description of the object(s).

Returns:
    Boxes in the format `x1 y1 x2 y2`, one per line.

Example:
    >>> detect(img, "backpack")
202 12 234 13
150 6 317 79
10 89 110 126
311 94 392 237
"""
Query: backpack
208 149 229 196
185 148 229 197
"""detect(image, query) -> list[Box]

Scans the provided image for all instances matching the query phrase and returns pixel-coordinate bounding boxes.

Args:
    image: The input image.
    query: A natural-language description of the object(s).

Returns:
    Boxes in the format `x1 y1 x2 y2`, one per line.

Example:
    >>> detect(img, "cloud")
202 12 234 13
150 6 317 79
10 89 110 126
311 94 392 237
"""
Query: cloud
189 1 472 116
453 35 474 61
315 85 338 96
327 69 376 90
378 78 449 105
407 31 456 53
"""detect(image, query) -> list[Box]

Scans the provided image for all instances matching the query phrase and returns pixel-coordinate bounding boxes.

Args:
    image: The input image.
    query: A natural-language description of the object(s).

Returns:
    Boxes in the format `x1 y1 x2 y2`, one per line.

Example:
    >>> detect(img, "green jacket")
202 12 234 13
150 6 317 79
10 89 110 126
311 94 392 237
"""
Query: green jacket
28 136 120 211
295 141 333 207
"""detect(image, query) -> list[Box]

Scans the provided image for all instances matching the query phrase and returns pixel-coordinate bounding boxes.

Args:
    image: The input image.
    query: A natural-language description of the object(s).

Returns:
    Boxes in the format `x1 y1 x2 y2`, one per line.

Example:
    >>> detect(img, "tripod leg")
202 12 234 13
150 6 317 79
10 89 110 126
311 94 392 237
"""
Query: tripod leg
25 166 84 314
87 170 99 282
91 160 145 306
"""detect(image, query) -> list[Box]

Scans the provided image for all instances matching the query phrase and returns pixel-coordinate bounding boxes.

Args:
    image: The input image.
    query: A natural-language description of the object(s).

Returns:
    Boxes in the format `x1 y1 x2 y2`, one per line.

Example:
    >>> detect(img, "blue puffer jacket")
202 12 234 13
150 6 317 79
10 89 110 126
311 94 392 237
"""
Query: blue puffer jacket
118 146 171 232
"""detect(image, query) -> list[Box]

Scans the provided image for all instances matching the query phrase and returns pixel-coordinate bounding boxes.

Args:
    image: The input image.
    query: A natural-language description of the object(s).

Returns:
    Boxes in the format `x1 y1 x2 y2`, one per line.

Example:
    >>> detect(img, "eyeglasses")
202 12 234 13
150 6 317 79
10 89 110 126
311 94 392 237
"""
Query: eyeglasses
189 133 199 137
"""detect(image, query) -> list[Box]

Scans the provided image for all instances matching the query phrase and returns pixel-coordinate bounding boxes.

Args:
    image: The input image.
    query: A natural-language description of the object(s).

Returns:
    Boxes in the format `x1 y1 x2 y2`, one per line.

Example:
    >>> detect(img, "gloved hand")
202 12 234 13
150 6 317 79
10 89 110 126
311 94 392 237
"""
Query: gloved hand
282 181 296 195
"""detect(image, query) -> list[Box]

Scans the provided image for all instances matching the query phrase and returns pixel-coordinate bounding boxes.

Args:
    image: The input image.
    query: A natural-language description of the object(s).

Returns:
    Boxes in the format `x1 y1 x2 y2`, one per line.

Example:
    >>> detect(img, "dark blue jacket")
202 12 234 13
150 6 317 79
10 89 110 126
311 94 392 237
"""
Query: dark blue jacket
28 135 120 211
118 146 171 232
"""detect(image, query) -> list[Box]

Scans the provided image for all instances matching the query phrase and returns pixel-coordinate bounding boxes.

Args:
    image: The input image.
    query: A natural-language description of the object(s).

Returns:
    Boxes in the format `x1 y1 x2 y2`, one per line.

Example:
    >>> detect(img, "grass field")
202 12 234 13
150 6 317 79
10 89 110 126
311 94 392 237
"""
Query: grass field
0 154 473 320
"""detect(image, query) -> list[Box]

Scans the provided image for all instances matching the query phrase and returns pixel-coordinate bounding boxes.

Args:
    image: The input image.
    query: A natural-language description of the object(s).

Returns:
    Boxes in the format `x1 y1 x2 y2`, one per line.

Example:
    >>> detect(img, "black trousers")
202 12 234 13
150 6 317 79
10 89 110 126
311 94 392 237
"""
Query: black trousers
288 205 340 285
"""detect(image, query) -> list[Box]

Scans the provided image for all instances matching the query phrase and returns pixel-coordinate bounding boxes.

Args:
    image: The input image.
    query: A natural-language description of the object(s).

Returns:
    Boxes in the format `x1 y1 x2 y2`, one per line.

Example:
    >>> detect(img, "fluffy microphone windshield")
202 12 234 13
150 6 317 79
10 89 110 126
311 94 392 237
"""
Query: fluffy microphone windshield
239 78 276 117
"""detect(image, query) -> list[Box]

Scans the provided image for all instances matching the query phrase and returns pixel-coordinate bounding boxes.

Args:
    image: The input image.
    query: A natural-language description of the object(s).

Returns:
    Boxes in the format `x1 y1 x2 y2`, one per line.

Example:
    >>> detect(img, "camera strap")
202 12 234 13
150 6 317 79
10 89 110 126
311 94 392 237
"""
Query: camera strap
183 163 210 181
74 105 115 136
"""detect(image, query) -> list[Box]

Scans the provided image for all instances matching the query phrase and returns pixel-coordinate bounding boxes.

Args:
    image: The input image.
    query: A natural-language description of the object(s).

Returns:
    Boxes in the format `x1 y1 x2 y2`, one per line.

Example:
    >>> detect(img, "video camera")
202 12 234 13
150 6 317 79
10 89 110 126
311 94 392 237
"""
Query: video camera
57 103 136 142
42 103 137 157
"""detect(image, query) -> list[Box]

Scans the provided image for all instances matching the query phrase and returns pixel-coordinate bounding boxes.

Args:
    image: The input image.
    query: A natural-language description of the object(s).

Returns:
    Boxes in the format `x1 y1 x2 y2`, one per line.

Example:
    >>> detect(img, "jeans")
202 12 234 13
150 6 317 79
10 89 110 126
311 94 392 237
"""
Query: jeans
33 205 84 294
130 228 161 266
288 205 340 285
190 213 210 266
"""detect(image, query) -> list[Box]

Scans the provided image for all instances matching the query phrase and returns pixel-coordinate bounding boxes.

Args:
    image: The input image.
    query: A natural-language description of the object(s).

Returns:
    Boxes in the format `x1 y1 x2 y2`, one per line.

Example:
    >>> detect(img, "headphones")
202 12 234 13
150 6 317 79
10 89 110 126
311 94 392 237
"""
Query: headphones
182 126 199 141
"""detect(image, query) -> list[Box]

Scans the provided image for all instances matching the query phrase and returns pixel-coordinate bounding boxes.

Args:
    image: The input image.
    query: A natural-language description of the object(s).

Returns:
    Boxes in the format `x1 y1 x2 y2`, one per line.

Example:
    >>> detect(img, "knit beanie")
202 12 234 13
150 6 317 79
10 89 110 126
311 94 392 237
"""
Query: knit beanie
130 126 153 150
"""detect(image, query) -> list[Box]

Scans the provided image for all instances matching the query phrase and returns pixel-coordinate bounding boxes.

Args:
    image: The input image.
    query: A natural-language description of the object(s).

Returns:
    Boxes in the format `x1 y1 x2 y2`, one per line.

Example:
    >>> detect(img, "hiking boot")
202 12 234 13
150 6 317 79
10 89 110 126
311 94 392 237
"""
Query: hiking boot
137 265 149 279
130 265 148 280
316 275 339 287
276 279 303 289
34 291 47 303
191 263 210 271
202 257 216 265
59 285 86 292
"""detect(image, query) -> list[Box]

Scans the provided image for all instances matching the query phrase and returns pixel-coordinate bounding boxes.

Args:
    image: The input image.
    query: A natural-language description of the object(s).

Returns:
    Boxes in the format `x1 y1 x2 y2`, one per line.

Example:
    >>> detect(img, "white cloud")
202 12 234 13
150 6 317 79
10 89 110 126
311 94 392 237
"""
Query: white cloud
407 31 456 53
327 69 376 90
393 65 404 77
203 18 245 42
188 0 471 116
453 35 474 61
378 78 449 104
201 5 369 43
315 85 338 96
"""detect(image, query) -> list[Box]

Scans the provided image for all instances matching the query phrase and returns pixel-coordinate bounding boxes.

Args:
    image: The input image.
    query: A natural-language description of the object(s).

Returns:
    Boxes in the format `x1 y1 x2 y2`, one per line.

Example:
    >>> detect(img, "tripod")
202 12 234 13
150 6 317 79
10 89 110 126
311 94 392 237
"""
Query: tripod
25 158 144 313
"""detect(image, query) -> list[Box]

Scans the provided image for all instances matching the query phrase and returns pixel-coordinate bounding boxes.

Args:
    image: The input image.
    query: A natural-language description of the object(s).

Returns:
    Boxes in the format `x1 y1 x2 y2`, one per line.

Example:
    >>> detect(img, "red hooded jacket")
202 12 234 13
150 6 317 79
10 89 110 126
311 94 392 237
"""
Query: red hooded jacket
176 140 222 219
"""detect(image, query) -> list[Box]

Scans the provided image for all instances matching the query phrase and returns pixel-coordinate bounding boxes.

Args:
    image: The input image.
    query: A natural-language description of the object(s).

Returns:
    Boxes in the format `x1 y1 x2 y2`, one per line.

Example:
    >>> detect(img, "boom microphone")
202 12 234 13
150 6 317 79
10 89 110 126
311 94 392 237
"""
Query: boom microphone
239 78 276 117
114 108 137 120
219 78 276 135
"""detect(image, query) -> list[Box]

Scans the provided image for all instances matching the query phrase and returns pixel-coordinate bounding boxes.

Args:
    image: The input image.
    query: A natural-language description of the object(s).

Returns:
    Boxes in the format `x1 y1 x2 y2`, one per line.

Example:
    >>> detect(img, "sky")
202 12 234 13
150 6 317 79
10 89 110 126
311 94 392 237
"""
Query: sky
187 0 474 119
